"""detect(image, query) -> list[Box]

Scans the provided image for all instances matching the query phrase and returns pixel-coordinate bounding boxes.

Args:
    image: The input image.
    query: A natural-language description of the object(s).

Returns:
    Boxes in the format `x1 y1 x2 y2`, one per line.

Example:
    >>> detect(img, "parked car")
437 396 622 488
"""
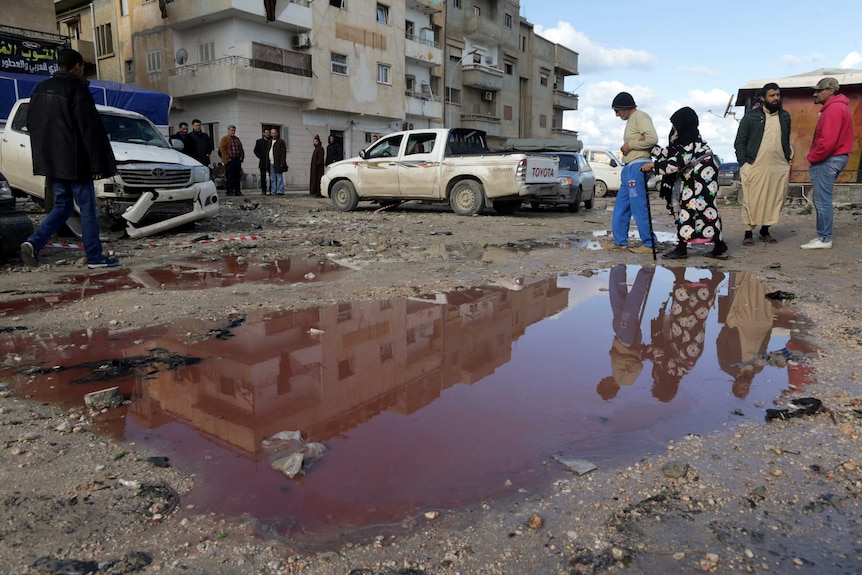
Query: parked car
582 148 624 197
718 161 740 187
535 151 595 212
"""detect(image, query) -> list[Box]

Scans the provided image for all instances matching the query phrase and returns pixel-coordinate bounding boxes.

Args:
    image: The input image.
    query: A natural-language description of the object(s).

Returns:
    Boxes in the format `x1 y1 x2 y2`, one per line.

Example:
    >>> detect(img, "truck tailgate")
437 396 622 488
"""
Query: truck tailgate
523 155 558 184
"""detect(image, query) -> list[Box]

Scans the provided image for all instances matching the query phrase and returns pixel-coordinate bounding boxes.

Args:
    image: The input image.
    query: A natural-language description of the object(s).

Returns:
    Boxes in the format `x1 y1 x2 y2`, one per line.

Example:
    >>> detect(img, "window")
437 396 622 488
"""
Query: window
376 3 389 24
380 343 393 361
145 50 162 73
472 6 480 16
331 52 348 75
445 87 461 104
405 20 414 36
451 0 461 7
124 59 133 81
377 63 391 85
96 23 113 57
504 13 512 28
504 105 513 121
504 61 513 75
337 302 352 321
520 36 527 51
539 114 547 128
540 74 549 87
120 0 129 16
198 42 215 62
63 18 80 40
330 0 344 7
405 75 415 95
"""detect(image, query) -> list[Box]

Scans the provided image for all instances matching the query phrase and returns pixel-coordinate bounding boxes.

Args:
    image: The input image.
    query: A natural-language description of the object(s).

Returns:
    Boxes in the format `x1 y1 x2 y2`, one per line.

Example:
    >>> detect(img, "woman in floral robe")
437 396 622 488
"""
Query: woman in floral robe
642 107 728 259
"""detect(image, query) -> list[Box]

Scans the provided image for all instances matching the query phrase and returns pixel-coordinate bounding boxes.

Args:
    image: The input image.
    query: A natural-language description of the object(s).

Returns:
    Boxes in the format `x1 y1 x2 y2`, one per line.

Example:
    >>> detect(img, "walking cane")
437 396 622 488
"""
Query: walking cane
642 170 657 261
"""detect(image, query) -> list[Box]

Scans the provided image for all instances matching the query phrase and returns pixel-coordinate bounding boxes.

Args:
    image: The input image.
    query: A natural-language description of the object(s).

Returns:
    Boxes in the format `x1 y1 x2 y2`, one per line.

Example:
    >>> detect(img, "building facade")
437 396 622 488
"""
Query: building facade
38 0 579 190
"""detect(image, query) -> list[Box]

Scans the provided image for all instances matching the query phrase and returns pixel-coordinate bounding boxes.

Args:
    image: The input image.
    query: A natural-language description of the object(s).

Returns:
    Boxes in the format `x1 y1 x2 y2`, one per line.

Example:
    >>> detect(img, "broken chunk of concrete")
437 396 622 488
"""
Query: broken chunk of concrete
261 430 328 479
553 455 597 476
83 386 123 410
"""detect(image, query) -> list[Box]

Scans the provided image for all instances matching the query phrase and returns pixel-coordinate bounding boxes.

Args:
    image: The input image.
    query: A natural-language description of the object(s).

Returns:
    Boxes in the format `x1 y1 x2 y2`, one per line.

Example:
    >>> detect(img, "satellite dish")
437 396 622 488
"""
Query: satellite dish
175 48 188 65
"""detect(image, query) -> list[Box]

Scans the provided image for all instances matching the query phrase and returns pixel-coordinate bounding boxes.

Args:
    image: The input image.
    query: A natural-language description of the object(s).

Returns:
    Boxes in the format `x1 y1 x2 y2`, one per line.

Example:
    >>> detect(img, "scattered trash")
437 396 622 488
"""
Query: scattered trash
428 231 453 236
146 456 171 468
238 202 260 211
304 272 316 280
765 290 795 301
307 327 325 336
84 387 123 410
137 483 180 518
32 550 153 575
261 430 328 479
319 239 342 246
553 455 597 476
207 315 246 340
20 348 200 384
527 513 543 529
768 262 781 269
190 234 214 243
766 397 823 421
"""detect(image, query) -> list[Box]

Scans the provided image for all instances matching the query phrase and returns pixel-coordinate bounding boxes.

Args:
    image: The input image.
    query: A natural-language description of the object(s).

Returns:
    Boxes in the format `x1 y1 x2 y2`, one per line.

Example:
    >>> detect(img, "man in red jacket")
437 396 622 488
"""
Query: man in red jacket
801 77 854 249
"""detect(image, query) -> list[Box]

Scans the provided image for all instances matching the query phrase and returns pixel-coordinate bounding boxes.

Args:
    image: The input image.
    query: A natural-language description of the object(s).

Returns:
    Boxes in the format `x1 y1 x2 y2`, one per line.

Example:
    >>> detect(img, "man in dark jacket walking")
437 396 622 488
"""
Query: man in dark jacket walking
325 135 342 166
20 48 119 268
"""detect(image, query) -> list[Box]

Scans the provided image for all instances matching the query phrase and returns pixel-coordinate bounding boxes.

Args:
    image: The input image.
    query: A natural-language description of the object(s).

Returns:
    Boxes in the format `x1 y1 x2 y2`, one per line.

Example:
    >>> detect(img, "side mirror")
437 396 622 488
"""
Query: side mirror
170 138 184 151
359 149 367 159
609 159 618 167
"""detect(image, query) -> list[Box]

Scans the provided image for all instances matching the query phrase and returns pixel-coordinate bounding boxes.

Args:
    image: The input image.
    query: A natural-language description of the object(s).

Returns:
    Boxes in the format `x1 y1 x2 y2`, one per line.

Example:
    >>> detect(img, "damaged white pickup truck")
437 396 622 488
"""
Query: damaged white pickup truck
0 99 219 239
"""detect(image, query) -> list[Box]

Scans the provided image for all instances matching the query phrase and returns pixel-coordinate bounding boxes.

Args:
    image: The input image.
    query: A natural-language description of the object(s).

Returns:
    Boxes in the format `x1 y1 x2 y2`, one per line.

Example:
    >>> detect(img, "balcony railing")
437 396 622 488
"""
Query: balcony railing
553 89 579 110
405 32 439 49
169 55 312 78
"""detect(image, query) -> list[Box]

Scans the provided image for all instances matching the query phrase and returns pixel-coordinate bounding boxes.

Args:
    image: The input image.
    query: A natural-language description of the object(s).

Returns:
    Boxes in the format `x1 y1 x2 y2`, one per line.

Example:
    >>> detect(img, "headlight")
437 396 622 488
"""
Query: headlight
558 176 572 186
193 166 211 183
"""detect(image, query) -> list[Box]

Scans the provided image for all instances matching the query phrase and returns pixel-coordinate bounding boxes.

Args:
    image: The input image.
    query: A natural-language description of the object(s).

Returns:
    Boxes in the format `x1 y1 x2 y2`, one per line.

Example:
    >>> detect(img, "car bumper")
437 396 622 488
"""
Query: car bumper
118 182 220 238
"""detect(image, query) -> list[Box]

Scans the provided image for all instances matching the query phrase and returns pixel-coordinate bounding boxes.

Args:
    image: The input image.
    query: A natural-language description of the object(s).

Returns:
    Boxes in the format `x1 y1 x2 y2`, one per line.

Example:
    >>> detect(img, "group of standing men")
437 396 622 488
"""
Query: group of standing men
608 75 853 258
252 131 343 197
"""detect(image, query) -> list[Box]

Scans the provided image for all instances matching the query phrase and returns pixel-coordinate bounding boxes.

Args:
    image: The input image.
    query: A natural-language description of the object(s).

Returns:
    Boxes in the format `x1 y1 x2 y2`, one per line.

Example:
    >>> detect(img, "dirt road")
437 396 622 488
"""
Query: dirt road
1 192 860 574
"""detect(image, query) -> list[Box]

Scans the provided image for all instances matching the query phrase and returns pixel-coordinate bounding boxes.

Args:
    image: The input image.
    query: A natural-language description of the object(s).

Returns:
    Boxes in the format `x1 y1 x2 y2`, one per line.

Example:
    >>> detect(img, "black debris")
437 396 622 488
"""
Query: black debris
206 314 247 340
137 483 180 518
19 348 201 384
766 397 823 421
765 290 795 301
146 456 171 468
31 556 99 574
190 234 214 243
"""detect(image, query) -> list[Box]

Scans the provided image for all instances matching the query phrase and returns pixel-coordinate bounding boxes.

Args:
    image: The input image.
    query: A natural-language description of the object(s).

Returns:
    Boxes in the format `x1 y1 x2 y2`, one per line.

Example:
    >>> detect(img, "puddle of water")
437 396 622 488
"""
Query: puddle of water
0 256 344 317
0 267 816 537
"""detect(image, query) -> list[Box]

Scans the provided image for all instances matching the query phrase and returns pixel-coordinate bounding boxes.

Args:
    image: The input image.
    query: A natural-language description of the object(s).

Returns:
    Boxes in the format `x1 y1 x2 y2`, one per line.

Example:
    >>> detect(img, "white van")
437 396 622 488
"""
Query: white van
582 148 623 197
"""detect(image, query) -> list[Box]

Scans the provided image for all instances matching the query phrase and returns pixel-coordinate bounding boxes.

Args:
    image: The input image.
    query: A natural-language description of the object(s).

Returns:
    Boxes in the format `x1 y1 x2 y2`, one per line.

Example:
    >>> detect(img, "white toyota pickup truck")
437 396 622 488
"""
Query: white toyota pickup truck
321 128 560 215
0 99 219 239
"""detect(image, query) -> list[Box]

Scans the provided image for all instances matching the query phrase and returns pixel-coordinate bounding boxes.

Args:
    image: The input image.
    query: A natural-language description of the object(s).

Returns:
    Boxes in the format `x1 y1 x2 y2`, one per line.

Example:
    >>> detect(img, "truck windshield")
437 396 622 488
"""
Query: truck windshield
557 155 578 171
100 113 168 147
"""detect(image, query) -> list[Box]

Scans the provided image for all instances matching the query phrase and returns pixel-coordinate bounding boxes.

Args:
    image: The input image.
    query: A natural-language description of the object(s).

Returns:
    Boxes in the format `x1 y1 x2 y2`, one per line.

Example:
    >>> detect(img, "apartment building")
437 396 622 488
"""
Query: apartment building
35 0 577 190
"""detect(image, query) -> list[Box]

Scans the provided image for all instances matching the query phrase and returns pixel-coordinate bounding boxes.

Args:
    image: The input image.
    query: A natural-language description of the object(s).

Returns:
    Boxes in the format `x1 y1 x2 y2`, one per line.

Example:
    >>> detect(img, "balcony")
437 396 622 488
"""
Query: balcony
406 92 443 119
554 44 579 77
460 113 501 135
406 0 443 14
461 63 503 91
168 55 313 101
69 38 95 65
553 89 578 110
167 0 311 31
405 34 442 67
463 14 501 43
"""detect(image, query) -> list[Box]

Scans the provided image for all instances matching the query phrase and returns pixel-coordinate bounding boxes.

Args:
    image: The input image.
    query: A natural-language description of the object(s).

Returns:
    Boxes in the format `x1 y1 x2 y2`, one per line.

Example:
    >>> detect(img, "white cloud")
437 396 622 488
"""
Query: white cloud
840 51 862 68
534 21 656 73
780 53 826 67
677 66 718 77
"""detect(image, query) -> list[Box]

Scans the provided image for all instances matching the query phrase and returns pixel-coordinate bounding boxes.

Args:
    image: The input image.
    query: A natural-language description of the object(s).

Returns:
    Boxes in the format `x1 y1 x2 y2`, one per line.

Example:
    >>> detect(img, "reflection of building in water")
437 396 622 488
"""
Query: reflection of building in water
127 277 569 456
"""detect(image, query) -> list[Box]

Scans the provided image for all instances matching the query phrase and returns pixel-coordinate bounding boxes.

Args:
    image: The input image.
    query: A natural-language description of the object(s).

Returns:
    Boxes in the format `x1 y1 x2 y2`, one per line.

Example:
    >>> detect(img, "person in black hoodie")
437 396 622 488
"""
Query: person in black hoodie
324 134 342 166
20 48 119 269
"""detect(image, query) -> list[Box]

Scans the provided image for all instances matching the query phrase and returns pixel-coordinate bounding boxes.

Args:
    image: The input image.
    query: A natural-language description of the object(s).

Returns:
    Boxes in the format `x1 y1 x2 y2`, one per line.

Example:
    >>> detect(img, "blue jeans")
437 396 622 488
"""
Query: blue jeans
612 160 656 247
609 264 654 347
269 166 284 195
27 179 104 263
809 155 848 241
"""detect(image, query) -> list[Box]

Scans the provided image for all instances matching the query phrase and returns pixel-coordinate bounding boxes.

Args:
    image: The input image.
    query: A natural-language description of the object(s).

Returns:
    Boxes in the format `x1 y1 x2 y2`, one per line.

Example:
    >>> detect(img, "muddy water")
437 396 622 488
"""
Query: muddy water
0 266 815 536
0 256 343 317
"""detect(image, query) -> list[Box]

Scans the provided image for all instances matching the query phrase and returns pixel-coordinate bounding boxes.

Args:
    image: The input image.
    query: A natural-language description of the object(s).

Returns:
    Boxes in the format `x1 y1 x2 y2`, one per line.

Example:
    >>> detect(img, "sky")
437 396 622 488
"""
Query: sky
522 0 862 163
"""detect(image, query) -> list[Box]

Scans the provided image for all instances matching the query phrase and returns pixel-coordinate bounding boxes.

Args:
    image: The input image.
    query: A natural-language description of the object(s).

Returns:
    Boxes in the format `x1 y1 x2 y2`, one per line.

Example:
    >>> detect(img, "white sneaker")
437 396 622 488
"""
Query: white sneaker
800 238 832 249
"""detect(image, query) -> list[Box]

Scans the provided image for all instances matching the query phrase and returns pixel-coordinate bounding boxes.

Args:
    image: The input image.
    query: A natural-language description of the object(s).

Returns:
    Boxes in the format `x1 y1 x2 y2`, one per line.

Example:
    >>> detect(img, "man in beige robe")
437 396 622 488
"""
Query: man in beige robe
733 83 792 244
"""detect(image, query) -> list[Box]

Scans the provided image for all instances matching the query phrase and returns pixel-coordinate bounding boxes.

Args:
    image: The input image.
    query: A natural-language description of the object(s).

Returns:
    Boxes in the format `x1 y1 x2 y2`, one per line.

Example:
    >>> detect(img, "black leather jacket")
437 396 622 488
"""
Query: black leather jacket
734 106 792 165
26 71 116 180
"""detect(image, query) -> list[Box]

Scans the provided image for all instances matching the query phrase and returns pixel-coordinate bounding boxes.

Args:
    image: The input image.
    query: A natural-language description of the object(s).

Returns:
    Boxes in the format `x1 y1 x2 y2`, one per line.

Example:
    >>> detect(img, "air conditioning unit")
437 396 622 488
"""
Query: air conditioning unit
402 122 414 131
292 33 310 49
483 91 493 101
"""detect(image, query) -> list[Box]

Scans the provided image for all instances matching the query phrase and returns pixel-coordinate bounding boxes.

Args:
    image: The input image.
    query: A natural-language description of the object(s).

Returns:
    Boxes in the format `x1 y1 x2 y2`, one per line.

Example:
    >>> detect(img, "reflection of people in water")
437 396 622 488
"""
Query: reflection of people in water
716 270 775 398
645 267 725 402
598 265 655 400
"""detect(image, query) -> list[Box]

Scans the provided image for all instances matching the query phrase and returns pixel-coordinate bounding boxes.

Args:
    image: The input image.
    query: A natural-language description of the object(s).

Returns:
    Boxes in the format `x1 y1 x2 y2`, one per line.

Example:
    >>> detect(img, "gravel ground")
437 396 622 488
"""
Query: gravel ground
1 190 861 574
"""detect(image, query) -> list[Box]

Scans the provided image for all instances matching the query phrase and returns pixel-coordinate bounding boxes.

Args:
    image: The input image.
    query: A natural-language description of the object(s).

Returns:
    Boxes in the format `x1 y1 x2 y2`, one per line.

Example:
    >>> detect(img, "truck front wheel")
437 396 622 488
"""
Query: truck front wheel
331 180 359 212
450 180 484 216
